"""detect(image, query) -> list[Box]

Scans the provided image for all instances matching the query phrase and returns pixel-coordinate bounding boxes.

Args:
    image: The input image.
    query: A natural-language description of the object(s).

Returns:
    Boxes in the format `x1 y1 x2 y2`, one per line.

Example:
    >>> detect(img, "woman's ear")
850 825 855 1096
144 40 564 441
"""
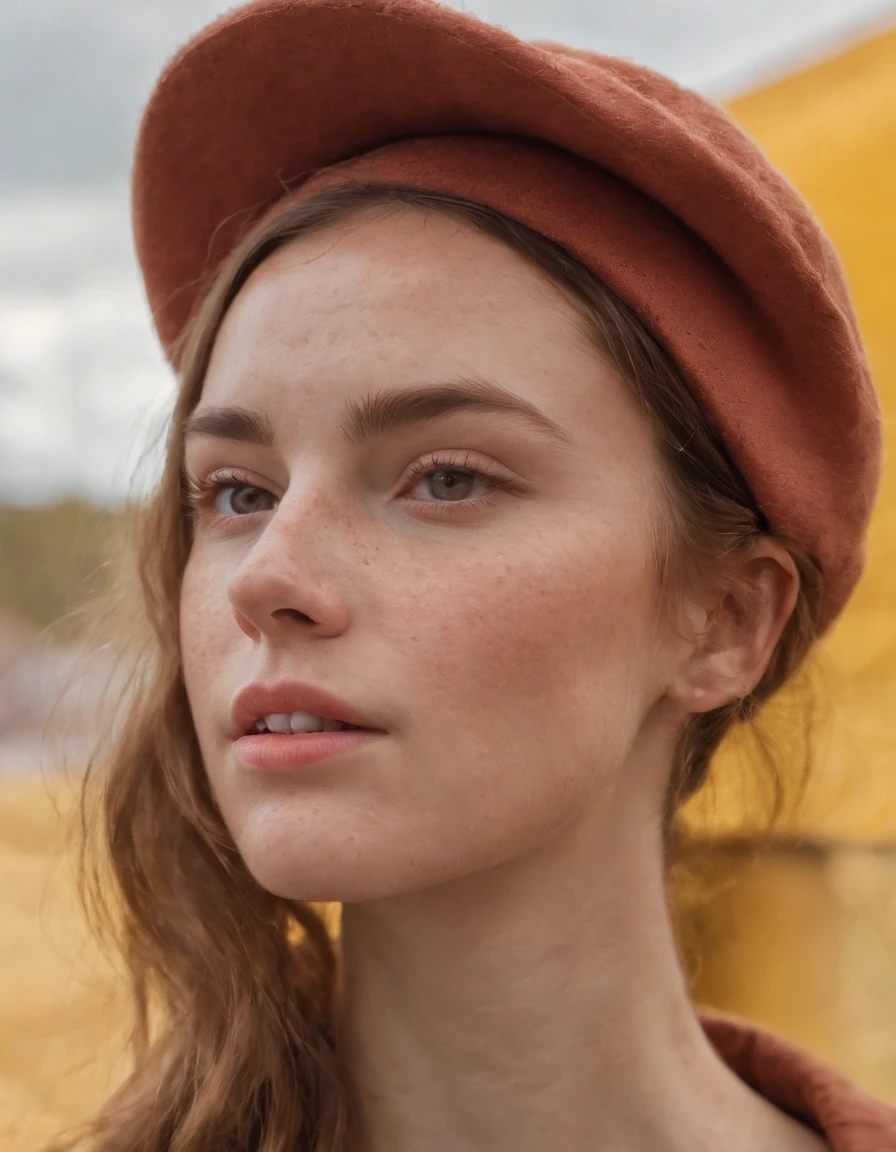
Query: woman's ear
666 538 800 715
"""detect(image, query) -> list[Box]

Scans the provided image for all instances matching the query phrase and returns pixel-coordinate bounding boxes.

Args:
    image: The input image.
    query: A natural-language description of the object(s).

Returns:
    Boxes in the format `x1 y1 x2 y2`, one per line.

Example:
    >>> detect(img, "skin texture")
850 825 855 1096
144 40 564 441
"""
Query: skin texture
179 208 820 1152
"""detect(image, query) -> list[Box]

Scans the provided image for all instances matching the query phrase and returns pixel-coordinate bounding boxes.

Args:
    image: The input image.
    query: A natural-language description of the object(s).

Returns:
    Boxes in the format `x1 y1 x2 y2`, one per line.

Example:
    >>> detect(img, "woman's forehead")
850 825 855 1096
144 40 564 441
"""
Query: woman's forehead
235 208 575 325
202 210 628 421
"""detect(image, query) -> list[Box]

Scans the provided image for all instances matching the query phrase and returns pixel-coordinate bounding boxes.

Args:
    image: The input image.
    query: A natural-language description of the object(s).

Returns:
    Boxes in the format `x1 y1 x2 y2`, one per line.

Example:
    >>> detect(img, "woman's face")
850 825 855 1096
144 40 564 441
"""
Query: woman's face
180 207 689 901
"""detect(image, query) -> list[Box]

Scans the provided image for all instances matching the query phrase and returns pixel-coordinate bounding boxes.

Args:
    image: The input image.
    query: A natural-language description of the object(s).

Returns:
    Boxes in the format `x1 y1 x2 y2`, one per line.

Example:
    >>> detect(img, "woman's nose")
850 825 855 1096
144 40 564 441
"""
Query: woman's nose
226 508 351 643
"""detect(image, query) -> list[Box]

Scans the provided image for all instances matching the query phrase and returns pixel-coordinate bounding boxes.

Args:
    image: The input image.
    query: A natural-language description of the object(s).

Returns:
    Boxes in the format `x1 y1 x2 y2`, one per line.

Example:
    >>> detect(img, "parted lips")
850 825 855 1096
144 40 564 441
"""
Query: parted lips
131 0 882 630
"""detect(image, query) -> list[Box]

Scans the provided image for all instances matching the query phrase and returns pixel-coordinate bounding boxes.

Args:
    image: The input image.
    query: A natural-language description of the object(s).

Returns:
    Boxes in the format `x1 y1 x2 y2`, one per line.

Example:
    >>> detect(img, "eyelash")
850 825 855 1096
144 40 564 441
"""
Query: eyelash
182 450 518 527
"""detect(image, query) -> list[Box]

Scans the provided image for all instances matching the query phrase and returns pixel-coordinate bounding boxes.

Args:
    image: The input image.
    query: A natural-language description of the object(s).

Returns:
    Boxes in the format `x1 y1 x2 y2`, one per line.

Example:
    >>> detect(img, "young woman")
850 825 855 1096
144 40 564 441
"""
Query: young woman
48 1 894 1150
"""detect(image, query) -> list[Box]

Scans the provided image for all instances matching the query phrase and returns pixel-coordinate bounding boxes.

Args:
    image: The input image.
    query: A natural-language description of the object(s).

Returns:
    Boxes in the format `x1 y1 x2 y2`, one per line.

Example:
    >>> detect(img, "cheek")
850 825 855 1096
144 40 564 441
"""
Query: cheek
407 516 659 715
179 551 233 736
386 513 664 856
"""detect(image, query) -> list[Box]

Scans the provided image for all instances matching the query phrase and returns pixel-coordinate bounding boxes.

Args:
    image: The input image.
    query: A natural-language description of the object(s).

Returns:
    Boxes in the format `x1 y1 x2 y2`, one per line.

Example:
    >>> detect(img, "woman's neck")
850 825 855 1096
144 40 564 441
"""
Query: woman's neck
333 801 823 1152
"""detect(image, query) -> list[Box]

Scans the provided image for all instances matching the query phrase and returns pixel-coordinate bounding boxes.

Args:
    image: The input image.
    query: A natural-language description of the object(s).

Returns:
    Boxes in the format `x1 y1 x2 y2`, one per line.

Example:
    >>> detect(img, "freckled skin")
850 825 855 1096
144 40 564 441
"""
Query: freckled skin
177 209 825 1152
179 208 687 902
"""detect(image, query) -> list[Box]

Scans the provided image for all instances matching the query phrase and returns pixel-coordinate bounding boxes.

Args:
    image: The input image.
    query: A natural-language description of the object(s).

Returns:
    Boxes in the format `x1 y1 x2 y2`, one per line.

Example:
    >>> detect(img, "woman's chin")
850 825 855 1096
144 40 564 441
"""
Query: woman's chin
236 840 484 905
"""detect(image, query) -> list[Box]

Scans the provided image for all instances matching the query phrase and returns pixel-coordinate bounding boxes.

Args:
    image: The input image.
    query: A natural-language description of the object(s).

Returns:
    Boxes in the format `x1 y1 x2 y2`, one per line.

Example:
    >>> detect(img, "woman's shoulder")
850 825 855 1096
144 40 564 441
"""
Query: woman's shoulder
698 1007 896 1152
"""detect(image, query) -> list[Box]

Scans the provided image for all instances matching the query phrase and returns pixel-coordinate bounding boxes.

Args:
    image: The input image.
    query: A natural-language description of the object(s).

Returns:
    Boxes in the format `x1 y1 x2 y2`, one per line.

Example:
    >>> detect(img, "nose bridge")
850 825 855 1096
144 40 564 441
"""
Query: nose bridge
227 477 352 631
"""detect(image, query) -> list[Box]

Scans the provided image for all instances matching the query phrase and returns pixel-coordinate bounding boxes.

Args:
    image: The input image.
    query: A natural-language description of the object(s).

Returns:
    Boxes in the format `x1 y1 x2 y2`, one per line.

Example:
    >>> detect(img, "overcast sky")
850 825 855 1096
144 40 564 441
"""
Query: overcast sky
2 0 895 506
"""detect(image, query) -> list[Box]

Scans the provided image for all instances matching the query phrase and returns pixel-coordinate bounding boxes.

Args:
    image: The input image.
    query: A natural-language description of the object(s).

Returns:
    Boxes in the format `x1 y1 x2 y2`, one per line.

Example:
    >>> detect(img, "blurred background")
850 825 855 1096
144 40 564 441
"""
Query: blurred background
1 0 895 1147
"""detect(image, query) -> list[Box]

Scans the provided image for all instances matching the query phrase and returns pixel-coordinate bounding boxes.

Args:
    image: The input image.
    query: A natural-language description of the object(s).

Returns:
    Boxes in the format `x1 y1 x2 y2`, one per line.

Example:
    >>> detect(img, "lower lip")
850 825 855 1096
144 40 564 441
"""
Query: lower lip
233 729 383 770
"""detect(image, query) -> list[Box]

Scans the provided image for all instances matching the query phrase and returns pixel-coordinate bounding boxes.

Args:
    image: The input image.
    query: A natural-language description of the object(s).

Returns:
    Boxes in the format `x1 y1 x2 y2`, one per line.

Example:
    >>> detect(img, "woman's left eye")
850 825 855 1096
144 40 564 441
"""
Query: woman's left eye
407 467 485 502
399 452 515 514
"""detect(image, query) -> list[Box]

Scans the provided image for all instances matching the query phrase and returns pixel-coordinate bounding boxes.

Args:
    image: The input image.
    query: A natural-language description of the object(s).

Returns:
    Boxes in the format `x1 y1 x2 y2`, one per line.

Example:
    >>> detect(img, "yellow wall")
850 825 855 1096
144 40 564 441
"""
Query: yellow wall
683 25 896 844
682 841 896 1101
0 778 129 1152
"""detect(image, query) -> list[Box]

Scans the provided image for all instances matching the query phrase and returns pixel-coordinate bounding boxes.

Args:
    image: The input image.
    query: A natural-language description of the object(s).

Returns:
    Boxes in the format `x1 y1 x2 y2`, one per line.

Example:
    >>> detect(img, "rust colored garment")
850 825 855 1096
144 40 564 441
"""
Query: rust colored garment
699 1008 896 1150
130 0 883 631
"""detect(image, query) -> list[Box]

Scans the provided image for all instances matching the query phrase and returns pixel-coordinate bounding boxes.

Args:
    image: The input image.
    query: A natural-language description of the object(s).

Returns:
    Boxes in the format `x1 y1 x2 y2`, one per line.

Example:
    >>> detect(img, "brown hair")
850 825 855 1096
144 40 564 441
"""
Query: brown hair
46 181 823 1152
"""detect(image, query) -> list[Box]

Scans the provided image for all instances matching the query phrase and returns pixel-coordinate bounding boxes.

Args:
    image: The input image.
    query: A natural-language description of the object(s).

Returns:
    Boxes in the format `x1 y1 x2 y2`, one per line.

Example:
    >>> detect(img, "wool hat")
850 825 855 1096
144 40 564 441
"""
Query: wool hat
131 0 883 631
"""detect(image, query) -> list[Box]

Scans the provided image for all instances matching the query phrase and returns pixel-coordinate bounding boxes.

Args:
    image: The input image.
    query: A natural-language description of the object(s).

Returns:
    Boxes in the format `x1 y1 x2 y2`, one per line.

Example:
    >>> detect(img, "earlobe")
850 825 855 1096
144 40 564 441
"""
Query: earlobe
666 540 799 716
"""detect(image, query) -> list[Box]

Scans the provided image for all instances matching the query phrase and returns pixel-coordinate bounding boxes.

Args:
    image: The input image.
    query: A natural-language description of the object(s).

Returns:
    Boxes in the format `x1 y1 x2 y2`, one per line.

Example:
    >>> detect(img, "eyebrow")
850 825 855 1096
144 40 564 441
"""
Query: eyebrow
182 375 572 449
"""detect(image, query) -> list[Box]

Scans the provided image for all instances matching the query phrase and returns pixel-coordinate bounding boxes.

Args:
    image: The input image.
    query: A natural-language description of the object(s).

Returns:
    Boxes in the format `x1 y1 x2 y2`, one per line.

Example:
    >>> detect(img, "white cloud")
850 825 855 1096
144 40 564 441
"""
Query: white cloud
444 0 896 93
0 193 173 505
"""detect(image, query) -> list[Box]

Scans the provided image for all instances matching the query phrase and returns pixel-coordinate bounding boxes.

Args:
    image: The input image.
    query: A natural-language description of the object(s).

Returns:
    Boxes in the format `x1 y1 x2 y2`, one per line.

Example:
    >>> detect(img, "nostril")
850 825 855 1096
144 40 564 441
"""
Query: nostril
271 608 315 624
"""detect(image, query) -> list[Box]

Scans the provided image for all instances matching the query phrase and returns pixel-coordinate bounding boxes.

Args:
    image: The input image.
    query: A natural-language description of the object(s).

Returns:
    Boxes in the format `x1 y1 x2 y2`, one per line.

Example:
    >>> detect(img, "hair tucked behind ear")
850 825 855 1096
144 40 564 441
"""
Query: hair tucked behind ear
44 180 823 1152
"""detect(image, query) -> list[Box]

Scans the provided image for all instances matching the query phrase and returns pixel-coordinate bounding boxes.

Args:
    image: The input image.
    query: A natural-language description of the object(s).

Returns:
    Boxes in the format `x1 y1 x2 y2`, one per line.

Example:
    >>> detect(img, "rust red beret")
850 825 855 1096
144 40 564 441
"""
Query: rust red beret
131 0 882 630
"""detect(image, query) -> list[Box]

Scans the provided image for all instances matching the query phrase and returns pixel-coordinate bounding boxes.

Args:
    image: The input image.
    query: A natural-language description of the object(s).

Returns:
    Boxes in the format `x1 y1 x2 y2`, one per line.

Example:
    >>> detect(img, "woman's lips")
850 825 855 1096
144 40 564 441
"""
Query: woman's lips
230 679 380 739
233 728 384 771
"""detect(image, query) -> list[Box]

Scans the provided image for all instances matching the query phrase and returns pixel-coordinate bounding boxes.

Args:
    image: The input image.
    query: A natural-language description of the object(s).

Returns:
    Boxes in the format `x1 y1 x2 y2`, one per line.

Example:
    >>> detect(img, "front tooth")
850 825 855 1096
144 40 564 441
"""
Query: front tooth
289 711 326 733
264 713 292 734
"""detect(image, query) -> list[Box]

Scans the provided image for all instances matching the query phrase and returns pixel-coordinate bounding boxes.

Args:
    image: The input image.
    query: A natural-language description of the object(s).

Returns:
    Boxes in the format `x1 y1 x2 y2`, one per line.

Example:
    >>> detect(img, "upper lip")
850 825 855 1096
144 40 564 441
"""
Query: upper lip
230 679 382 738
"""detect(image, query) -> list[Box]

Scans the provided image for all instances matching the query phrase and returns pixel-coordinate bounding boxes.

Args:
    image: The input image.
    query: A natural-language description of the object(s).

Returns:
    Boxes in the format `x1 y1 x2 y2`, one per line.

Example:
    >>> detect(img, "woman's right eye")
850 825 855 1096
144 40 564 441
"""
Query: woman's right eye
182 471 279 521
213 483 278 517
